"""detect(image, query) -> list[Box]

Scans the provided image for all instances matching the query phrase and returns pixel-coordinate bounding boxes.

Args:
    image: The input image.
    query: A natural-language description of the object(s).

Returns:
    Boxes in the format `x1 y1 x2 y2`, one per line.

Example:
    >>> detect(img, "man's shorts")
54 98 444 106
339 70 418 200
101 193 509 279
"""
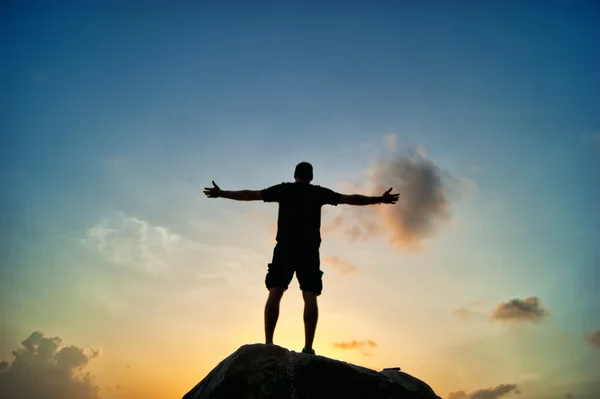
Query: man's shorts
265 244 324 296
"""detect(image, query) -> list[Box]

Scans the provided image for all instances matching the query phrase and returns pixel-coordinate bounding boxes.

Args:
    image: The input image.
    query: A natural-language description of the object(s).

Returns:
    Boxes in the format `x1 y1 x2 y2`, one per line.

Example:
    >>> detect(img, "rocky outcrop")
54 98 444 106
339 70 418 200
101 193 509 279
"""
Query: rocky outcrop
183 344 441 399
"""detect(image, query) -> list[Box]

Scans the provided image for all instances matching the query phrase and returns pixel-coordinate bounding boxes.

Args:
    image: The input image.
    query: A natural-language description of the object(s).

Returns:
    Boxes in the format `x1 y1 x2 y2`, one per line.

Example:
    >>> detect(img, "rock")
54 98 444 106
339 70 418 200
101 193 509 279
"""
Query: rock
182 344 442 399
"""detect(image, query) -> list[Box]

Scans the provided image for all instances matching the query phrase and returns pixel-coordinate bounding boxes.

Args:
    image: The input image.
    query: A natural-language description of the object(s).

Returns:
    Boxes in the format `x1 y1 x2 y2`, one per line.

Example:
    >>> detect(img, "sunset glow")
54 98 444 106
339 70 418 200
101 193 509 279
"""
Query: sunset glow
2 2 599 399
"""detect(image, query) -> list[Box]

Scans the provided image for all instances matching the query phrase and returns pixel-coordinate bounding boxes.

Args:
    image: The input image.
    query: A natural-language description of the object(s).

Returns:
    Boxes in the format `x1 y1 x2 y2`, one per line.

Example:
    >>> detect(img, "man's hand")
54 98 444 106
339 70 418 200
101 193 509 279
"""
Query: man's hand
380 187 399 204
203 182 263 201
203 181 222 198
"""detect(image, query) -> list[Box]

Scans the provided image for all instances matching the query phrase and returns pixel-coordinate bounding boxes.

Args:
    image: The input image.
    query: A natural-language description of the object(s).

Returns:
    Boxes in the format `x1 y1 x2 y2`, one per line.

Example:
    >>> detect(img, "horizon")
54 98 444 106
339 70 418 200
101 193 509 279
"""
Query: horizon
1 1 600 399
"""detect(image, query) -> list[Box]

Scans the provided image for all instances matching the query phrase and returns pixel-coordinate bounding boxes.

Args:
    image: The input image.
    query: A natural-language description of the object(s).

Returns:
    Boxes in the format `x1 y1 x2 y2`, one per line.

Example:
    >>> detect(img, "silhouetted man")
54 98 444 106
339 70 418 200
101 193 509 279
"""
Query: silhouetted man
203 162 398 354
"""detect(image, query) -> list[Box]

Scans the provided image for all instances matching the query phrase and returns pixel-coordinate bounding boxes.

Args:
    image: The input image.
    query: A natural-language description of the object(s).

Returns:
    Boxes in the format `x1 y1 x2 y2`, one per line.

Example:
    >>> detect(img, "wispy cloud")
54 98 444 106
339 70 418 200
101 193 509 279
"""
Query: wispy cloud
321 213 381 242
80 212 245 282
491 297 550 325
333 340 378 356
322 256 359 275
453 300 488 321
333 340 378 350
81 212 182 277
321 215 345 236
584 329 600 350
344 213 382 241
0 331 101 399
453 307 483 321
447 384 518 399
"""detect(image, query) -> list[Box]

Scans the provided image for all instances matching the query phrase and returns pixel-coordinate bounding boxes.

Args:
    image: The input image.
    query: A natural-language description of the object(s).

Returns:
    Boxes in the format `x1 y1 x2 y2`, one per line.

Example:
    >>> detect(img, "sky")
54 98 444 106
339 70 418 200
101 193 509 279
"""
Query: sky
1 1 599 398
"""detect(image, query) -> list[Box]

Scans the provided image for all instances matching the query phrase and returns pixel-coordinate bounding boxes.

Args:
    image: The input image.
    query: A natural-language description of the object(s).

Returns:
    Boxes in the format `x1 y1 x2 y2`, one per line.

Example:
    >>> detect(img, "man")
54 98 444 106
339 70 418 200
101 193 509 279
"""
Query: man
203 162 399 355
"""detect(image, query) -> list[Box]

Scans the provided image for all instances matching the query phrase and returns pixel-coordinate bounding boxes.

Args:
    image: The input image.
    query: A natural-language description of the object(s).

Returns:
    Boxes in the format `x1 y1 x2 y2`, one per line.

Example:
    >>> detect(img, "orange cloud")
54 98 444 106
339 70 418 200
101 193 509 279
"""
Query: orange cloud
333 340 378 350
371 150 452 251
322 256 359 275
321 215 344 236
327 144 472 251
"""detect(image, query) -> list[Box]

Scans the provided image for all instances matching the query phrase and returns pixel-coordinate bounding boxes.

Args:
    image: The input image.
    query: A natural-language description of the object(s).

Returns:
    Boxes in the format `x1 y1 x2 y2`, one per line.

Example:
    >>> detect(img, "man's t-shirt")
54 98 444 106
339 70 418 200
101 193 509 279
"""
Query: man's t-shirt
261 182 342 248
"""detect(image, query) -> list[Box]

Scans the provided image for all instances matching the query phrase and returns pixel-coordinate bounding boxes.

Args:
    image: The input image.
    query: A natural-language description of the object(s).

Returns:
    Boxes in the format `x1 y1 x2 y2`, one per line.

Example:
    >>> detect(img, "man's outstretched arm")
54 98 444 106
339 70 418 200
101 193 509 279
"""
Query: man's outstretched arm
339 194 383 206
339 188 399 206
203 181 263 201
220 190 262 201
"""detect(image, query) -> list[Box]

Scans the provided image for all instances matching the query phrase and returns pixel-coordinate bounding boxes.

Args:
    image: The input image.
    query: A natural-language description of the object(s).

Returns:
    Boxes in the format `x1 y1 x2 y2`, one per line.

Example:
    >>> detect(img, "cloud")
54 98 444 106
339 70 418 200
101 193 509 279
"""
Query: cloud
0 331 101 399
471 384 518 399
448 392 468 399
326 145 471 250
345 213 382 241
321 215 345 236
322 256 359 275
81 212 248 283
453 300 487 321
321 140 477 250
333 340 378 356
584 329 600 350
447 384 518 399
371 147 456 250
453 307 480 321
322 213 381 242
81 212 182 277
491 297 550 324
333 340 378 350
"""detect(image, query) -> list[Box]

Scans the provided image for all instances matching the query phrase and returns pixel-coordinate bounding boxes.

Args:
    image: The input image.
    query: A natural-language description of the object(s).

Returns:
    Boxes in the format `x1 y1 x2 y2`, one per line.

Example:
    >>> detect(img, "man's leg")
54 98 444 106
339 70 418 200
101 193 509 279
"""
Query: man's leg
264 244 293 345
297 249 323 353
302 290 318 351
264 287 285 345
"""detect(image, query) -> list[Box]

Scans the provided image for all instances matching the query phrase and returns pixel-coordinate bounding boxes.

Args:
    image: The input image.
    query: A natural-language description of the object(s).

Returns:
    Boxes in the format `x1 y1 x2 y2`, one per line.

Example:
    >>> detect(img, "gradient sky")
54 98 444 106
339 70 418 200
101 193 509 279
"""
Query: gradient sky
1 2 599 399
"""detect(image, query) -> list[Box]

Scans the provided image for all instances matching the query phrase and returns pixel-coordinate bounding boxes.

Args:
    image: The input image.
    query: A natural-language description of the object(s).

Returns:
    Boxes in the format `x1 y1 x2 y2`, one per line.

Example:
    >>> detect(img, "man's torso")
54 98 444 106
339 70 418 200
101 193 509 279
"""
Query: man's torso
276 183 325 248
261 182 341 249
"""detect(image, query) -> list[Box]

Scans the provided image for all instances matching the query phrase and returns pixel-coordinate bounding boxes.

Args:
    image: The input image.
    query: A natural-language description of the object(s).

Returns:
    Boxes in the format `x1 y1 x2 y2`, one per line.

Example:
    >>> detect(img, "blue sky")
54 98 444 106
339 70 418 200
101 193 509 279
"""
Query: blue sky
1 2 599 399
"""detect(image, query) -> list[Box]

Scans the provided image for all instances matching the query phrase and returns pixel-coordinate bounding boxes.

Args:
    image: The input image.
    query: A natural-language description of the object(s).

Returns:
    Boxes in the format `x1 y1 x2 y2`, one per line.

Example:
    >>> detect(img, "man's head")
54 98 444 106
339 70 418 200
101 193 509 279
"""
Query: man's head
294 162 313 182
